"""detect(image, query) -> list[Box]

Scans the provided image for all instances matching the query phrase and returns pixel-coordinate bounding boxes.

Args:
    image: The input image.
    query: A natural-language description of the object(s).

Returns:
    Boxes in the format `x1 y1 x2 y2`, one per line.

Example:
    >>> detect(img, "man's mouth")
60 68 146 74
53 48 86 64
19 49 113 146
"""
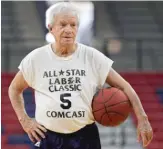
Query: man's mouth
63 37 72 38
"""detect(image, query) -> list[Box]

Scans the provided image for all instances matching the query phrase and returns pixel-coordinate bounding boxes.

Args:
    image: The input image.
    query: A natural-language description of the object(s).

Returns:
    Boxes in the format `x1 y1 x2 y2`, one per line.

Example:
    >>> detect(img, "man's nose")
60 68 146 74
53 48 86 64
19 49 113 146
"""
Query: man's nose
64 25 72 33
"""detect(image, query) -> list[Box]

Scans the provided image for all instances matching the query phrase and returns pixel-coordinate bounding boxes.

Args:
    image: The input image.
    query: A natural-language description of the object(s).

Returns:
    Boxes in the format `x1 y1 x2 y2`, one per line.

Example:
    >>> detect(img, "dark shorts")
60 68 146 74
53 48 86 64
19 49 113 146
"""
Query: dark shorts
34 122 101 149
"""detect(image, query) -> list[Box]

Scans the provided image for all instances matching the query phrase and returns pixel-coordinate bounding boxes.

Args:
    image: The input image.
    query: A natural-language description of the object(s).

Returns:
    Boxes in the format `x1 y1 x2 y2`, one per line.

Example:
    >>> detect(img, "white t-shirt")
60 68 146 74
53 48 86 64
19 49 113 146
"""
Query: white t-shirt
18 43 114 133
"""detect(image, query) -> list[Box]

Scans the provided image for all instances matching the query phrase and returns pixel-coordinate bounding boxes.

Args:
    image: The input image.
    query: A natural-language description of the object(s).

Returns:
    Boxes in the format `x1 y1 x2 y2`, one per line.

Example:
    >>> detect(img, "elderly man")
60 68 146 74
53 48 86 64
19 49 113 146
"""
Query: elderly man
8 2 153 149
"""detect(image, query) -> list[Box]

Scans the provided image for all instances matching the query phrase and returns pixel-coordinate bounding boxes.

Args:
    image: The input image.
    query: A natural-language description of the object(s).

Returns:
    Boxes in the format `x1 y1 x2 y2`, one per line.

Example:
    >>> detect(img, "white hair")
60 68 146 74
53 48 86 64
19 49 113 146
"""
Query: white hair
45 2 80 29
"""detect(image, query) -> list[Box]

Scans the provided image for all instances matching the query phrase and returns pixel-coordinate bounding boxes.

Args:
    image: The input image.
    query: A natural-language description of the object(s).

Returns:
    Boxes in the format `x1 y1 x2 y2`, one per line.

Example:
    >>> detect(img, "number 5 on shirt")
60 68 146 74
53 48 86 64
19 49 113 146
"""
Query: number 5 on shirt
60 93 71 109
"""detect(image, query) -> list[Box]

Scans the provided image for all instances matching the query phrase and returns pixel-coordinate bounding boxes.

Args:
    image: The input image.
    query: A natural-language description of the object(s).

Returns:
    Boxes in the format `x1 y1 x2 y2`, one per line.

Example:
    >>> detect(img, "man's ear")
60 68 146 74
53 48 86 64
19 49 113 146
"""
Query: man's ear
48 24 53 32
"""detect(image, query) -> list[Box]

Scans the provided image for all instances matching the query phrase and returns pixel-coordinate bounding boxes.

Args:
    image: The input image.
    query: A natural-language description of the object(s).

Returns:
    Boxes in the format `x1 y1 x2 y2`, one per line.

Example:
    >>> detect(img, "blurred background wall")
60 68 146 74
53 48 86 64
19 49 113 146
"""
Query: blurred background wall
1 1 163 149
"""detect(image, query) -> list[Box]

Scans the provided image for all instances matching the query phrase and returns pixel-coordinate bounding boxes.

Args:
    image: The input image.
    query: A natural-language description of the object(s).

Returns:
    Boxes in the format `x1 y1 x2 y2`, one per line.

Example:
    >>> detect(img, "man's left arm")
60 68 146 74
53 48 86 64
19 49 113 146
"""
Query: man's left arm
106 68 153 147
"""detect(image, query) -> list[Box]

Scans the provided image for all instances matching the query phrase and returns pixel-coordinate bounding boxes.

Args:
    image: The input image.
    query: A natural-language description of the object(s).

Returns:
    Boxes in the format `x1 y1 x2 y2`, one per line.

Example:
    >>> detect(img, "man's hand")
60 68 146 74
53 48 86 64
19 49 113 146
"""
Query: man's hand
8 71 47 143
105 69 153 147
137 117 153 147
20 116 47 142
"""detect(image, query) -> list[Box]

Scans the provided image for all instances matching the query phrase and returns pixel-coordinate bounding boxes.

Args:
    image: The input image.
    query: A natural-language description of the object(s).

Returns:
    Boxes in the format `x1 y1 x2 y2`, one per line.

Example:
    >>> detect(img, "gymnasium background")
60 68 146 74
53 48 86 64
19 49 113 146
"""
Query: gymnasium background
1 1 163 149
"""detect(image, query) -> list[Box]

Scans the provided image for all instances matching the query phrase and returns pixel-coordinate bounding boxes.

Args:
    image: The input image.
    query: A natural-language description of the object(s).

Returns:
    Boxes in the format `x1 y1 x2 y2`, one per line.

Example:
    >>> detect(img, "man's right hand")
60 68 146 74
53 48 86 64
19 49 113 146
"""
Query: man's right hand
8 71 47 143
19 116 47 142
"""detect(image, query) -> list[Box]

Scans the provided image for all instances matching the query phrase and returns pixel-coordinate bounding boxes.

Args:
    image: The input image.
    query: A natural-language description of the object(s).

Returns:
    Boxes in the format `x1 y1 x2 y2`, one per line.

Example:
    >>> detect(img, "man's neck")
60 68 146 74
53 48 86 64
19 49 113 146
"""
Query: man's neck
52 43 77 57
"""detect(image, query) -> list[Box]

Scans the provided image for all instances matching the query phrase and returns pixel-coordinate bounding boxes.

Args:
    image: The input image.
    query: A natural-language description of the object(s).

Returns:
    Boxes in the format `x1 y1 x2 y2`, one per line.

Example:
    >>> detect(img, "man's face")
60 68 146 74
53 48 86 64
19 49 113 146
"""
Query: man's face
50 13 78 46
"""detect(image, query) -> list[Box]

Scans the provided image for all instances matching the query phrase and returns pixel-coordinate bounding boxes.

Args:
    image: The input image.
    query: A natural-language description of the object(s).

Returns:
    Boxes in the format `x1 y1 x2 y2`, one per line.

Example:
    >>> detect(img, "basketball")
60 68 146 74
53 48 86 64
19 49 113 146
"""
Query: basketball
92 87 132 127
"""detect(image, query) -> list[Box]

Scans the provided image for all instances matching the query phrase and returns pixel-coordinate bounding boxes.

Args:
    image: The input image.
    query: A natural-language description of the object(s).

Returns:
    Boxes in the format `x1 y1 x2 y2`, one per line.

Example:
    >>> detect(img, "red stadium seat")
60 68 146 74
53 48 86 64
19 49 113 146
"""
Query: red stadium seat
2 114 18 123
155 132 163 141
1 144 30 149
148 141 163 149
2 103 16 112
1 96 11 104
148 113 163 121
121 73 163 149
2 135 7 144
4 123 25 134
132 85 154 93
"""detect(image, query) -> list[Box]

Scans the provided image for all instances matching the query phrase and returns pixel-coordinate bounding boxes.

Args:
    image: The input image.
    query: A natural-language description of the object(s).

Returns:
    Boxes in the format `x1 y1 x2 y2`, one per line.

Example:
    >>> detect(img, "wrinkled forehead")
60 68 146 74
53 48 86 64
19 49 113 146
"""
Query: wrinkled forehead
54 12 79 24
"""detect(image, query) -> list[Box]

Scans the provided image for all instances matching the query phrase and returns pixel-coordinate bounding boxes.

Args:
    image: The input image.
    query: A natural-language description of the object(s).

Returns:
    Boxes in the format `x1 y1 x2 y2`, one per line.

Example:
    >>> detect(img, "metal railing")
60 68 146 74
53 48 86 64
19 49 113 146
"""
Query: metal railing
103 38 163 71
1 37 163 72
1 38 46 72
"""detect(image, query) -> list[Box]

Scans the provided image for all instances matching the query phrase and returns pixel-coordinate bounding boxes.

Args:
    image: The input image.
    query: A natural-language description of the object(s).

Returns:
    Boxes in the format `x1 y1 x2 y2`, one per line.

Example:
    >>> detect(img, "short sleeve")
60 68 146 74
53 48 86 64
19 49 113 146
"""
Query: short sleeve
18 53 35 87
92 49 114 88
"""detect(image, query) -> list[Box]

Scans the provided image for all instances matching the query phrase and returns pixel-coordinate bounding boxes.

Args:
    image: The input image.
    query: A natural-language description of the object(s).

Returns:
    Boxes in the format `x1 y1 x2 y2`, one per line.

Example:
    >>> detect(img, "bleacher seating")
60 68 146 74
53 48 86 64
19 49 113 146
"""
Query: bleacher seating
102 1 163 71
2 74 34 149
122 73 163 149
